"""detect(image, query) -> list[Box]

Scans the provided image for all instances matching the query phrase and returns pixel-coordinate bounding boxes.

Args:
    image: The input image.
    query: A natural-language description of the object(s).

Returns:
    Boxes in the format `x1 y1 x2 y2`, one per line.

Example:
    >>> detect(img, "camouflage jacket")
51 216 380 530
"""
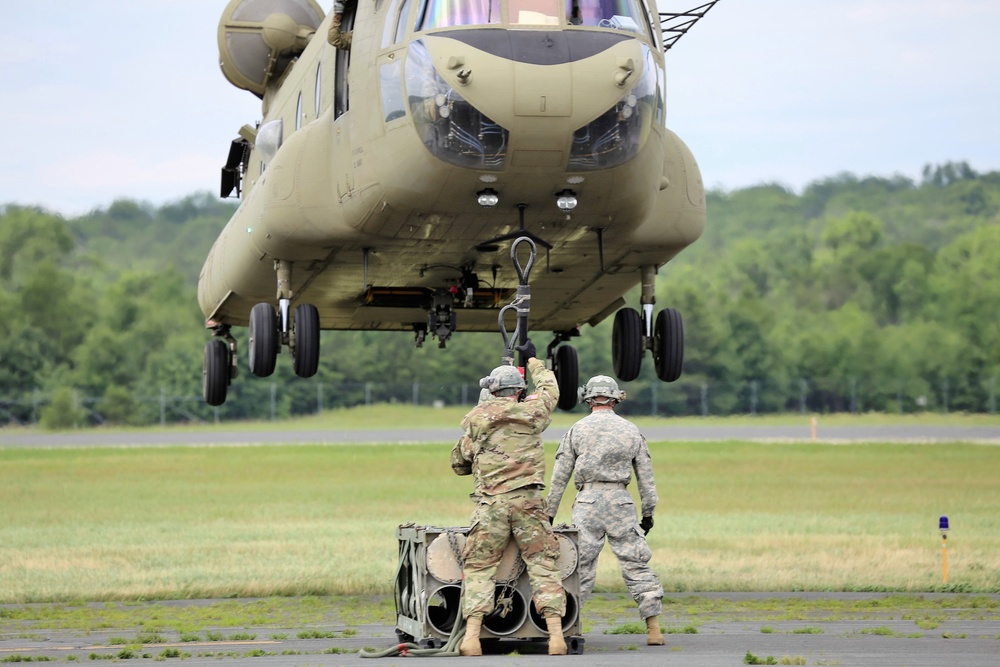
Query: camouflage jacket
451 358 559 495
546 409 658 517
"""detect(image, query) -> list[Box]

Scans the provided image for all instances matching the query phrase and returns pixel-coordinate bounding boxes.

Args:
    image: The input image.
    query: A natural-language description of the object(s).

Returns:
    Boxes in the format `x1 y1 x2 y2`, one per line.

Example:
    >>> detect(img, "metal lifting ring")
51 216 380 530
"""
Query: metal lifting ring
511 236 536 285
498 237 537 363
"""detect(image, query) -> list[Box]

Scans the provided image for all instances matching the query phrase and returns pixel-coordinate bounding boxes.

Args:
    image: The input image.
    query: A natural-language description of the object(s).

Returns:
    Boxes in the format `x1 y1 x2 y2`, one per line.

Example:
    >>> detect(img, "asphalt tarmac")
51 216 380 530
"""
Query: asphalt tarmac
2 423 999 448
2 593 998 666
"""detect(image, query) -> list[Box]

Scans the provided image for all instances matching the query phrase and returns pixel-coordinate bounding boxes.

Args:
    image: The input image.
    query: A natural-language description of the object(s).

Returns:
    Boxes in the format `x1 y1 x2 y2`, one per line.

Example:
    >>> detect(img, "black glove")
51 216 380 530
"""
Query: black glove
548 515 555 525
640 515 654 535
515 339 536 360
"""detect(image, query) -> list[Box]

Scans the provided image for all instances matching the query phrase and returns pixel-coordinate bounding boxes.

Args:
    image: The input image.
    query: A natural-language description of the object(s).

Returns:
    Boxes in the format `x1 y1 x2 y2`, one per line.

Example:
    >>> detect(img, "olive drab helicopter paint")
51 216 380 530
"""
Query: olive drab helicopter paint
200 0 717 407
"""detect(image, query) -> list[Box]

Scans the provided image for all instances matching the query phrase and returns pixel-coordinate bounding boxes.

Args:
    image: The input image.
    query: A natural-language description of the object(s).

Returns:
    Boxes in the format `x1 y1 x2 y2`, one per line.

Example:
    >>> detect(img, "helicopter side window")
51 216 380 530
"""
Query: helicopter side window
414 0 501 31
395 0 414 42
564 0 649 37
380 60 406 122
381 0 403 48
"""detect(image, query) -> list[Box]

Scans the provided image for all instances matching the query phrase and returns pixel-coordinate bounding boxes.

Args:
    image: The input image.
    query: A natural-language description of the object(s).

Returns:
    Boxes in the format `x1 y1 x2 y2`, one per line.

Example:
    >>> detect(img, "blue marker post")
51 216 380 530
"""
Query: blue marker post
939 515 949 585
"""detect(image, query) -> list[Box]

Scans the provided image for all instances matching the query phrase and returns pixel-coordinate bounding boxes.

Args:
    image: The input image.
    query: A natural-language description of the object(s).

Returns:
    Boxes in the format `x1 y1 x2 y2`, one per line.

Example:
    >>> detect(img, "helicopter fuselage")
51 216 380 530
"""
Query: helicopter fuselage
200 0 704 337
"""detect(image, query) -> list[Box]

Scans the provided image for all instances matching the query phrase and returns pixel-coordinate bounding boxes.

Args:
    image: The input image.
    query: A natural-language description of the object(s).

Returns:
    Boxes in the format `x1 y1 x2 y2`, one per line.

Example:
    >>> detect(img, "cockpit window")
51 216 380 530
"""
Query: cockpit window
396 0 415 43
508 0 562 25
414 0 501 31
565 0 649 37
381 0 402 48
409 0 651 35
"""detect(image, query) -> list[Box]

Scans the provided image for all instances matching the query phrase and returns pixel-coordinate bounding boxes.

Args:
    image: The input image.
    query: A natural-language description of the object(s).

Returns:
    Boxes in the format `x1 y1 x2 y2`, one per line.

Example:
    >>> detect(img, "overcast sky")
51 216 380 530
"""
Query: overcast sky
2 1 998 217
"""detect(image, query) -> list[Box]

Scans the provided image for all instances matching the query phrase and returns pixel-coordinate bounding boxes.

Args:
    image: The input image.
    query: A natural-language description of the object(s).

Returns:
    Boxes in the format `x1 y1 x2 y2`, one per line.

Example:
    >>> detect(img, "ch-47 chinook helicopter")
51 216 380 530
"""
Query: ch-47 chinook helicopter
200 0 717 408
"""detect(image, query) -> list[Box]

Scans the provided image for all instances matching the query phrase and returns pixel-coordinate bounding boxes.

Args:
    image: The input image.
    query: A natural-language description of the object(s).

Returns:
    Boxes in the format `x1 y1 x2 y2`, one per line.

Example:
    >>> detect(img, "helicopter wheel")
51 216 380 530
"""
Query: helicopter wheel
293 303 320 378
553 345 579 411
612 308 642 382
203 339 230 407
248 302 278 377
653 308 684 382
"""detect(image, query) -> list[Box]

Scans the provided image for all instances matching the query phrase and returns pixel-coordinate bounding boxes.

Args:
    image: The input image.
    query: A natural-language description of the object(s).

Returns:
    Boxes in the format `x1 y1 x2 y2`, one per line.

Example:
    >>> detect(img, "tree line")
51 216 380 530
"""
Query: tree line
1 162 997 427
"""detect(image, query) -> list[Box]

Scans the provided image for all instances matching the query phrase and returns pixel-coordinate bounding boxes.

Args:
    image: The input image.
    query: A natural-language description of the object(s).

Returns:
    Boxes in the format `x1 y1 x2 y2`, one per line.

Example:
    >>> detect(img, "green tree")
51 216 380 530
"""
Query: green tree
0 206 74 282
926 225 1000 409
39 387 86 429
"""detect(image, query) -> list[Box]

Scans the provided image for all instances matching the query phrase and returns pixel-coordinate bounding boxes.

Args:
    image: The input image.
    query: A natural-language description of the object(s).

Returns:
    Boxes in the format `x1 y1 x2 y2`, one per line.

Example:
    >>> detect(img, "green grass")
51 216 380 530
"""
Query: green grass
0 593 996 637
5 404 997 435
1 426 999 602
603 621 646 634
667 625 698 634
744 650 778 664
858 625 903 637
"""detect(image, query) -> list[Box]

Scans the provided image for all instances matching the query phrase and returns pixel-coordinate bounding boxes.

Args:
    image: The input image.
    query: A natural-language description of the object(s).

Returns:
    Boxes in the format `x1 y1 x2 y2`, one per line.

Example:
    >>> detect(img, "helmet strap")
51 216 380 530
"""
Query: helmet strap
587 397 616 407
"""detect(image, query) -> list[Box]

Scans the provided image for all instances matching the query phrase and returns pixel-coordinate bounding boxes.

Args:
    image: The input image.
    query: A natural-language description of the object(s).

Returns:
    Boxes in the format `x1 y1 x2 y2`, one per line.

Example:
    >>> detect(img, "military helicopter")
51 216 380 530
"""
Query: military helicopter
200 0 716 408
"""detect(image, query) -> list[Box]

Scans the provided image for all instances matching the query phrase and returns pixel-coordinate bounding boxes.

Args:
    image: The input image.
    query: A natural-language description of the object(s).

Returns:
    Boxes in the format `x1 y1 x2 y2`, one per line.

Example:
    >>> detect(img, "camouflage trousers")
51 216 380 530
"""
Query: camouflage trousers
573 488 663 619
462 488 566 619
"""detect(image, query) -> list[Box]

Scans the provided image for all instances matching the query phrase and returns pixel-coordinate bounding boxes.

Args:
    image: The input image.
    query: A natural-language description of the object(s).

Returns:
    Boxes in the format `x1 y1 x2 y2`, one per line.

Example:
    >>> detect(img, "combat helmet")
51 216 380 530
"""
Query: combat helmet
578 375 626 404
480 364 526 397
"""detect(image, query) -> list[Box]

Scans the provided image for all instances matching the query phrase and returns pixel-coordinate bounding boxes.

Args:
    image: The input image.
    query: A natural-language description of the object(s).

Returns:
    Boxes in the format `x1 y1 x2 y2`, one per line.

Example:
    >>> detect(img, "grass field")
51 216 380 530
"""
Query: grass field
6 403 1000 434
1 413 998 603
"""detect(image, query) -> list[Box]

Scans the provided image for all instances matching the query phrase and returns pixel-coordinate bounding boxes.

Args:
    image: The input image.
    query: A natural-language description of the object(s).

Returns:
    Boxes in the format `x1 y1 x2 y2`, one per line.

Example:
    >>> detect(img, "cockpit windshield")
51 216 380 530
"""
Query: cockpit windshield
412 0 651 37
414 0 502 31
508 0 562 26
565 0 648 36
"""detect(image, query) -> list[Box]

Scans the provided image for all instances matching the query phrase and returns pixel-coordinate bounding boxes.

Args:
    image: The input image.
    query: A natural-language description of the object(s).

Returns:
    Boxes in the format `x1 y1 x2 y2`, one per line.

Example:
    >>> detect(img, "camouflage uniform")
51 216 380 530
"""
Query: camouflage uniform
451 358 566 619
327 1 353 50
547 410 663 620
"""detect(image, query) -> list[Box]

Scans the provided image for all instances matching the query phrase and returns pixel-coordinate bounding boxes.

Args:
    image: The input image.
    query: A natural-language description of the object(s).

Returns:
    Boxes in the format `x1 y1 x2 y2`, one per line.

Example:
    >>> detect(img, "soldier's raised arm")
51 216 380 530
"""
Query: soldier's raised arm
524 357 559 415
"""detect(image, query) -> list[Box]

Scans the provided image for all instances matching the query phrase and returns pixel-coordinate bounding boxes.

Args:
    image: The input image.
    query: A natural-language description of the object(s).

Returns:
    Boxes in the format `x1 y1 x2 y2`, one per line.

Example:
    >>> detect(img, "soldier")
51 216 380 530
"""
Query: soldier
451 339 567 656
327 0 354 50
546 375 665 646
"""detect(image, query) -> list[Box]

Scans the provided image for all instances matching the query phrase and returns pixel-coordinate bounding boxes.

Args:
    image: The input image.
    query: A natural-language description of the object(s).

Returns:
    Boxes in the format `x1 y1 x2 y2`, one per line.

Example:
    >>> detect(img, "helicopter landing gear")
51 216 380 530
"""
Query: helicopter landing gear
292 303 320 378
248 259 321 379
248 302 279 377
611 265 684 384
612 307 643 382
653 307 684 382
547 332 580 411
203 323 237 406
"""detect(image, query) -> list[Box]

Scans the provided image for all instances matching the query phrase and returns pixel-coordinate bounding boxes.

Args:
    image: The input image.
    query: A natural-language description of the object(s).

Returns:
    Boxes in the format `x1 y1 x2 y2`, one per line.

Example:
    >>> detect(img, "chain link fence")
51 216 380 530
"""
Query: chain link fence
2 375 996 428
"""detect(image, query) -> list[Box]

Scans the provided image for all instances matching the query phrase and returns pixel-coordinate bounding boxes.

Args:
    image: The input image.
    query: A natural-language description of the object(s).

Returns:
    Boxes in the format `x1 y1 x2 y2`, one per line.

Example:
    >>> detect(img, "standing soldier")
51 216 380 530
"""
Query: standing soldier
451 339 567 656
546 375 665 646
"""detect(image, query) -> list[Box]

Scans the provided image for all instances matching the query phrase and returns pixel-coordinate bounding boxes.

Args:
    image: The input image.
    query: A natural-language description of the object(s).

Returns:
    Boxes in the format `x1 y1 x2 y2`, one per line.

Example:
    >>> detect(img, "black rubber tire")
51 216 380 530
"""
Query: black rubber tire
293 303 320 378
612 308 643 382
553 345 580 411
203 339 229 406
654 308 685 382
248 302 278 377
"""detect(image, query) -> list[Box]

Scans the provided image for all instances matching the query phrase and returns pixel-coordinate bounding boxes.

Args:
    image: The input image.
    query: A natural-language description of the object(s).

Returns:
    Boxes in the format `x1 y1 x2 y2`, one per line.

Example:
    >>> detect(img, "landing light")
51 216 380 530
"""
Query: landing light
556 190 578 212
477 188 499 208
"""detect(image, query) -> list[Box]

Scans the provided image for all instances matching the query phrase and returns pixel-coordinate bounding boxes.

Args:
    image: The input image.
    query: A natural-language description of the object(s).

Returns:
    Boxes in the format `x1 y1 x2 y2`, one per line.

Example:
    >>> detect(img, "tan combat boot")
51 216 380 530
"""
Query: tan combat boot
646 615 665 645
460 616 483 656
545 616 567 655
